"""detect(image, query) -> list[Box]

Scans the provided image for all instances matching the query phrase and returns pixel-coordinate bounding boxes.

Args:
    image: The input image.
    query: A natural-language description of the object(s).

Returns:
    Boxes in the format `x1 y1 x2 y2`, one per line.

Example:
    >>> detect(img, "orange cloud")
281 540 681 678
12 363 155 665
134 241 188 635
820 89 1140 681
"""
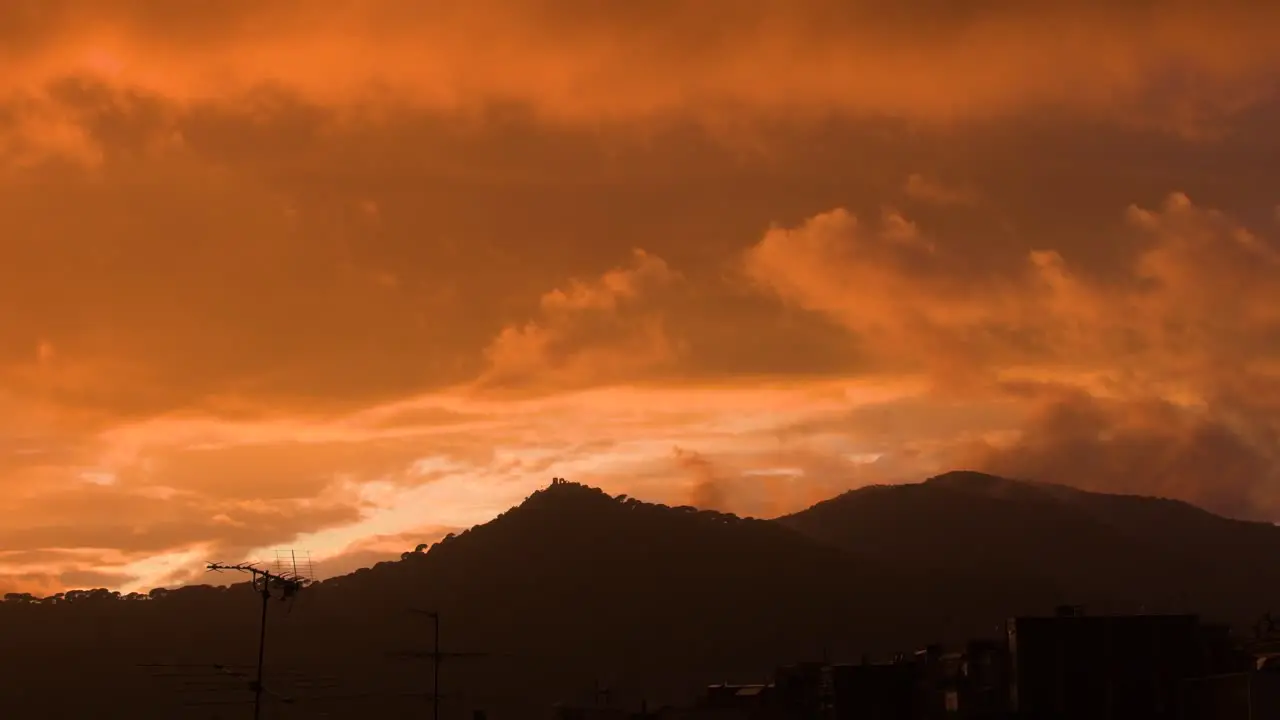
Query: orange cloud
672 446 832 520
0 155 474 418
903 174 980 207
313 525 462 580
956 388 1280 521
675 447 731 512
0 549 140 597
0 92 103 168
4 175 1277 595
742 206 1036 382
2 2 1280 164
0 377 939 594
744 192 1280 392
479 249 682 391
742 193 1280 517
0 482 362 557
2 8 1278 596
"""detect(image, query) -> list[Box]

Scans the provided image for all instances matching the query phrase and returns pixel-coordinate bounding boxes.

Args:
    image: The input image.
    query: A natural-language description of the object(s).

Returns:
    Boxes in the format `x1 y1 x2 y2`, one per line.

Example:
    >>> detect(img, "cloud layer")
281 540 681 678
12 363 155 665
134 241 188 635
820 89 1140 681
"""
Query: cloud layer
4 1 1280 166
1 1 1279 594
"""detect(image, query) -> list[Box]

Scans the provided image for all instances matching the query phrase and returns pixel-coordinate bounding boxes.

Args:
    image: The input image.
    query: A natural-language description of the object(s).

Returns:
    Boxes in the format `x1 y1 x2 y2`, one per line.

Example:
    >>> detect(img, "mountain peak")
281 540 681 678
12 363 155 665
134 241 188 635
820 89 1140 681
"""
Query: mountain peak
519 477 618 511
925 469 1016 486
514 478 746 525
923 470 1037 497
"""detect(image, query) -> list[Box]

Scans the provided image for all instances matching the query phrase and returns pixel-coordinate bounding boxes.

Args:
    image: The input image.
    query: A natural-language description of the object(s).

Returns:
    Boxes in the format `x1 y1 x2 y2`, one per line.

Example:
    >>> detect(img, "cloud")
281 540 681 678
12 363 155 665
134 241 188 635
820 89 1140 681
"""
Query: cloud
744 193 1280 517
674 447 730 511
956 388 1280 521
741 206 1037 383
0 147 486 419
0 548 144 596
2 10 1278 596
0 378 939 593
55 568 137 590
669 442 891 520
313 526 461 580
1 1 1279 166
106 436 444 501
478 249 682 391
903 174 980 207
3 213 1275 593
0 91 104 169
5 174 1277 593
0 572 67 598
0 483 362 557
0 406 489 591
744 193 1280 388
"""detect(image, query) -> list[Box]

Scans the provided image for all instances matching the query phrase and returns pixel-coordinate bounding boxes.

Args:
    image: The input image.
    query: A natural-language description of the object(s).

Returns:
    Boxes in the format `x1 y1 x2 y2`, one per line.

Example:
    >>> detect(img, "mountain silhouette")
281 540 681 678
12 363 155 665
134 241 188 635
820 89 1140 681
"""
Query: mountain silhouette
0 480 953 717
2 473 1277 717
778 470 1280 625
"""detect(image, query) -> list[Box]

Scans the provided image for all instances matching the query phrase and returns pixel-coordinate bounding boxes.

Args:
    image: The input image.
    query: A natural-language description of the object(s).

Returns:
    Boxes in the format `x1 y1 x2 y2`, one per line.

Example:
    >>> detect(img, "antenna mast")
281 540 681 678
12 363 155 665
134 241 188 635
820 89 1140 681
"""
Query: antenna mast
392 609 490 720
206 561 309 720
429 611 441 720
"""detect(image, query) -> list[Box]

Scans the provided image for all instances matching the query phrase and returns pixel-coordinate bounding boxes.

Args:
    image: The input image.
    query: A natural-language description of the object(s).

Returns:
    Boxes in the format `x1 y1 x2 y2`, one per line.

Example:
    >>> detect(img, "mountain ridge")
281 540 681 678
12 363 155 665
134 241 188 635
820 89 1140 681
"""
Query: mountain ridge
779 469 1280 624
4 471 1280 717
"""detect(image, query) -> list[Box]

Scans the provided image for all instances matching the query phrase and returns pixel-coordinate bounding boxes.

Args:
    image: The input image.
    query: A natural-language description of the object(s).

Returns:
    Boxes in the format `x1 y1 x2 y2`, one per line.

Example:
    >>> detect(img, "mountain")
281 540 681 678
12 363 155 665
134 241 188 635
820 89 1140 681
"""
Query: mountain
778 470 1280 625
0 481 966 718
5 473 1278 718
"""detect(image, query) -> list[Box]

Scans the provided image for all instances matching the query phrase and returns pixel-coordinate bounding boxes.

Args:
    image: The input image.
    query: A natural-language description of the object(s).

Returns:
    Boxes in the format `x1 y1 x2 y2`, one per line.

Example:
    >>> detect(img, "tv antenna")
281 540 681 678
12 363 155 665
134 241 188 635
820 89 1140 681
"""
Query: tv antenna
389 609 490 720
206 561 311 720
273 548 316 585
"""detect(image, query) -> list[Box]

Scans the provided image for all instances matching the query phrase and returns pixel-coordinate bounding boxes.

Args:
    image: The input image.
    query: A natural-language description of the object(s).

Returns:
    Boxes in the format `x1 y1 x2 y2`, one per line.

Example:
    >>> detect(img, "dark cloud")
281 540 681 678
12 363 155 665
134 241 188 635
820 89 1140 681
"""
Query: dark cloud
958 389 1280 521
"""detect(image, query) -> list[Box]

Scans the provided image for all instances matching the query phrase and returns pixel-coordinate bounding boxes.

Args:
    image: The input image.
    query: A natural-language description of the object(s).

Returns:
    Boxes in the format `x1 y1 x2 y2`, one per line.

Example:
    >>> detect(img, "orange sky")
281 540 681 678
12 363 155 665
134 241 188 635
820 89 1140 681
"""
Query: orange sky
2 0 1279 595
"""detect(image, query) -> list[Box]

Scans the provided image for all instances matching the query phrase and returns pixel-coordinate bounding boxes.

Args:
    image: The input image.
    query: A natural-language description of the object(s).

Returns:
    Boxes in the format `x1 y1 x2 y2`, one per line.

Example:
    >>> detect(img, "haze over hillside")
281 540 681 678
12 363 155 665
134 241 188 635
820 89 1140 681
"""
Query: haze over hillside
780 470 1280 624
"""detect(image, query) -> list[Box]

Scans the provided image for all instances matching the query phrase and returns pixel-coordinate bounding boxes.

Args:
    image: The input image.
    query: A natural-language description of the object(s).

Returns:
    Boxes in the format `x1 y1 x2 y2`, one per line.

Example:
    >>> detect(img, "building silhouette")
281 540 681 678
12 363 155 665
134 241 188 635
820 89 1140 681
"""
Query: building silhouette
637 605 1272 720
1006 605 1205 718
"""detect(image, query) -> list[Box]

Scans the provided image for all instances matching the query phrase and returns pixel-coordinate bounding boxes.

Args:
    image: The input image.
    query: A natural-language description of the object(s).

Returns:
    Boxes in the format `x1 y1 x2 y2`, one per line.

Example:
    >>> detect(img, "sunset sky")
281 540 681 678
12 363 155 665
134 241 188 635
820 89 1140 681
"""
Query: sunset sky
1 0 1279 596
